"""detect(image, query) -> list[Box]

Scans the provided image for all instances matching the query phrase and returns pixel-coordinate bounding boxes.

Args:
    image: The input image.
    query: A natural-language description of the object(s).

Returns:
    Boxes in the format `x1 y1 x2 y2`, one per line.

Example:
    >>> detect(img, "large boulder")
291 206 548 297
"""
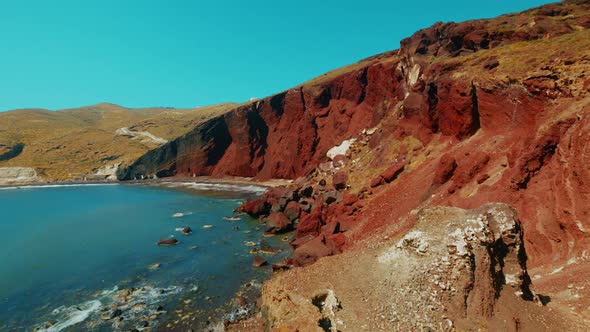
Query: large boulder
341 192 359 206
283 201 301 222
299 198 314 213
321 220 340 236
370 175 385 188
241 197 270 218
290 234 317 248
296 207 323 238
299 185 314 198
380 161 406 183
293 235 334 266
333 154 350 168
332 171 349 190
433 153 457 185
322 191 340 205
265 212 292 234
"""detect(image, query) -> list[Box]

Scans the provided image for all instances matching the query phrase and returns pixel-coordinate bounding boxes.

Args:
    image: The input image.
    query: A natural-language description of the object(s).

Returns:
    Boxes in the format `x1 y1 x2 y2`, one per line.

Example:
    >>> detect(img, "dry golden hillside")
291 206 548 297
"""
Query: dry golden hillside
0 102 237 181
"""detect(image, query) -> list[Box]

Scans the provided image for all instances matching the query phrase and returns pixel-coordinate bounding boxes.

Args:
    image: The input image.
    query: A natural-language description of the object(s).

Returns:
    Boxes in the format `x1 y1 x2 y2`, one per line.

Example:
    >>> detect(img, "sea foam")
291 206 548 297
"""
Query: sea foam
34 284 181 331
39 300 102 332
162 182 268 194
0 183 119 190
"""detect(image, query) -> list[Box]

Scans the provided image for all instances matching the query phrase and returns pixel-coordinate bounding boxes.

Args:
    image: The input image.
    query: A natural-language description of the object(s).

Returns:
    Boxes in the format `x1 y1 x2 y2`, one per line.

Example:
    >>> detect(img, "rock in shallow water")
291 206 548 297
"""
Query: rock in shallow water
260 240 278 254
252 256 267 267
157 238 179 246
179 226 192 235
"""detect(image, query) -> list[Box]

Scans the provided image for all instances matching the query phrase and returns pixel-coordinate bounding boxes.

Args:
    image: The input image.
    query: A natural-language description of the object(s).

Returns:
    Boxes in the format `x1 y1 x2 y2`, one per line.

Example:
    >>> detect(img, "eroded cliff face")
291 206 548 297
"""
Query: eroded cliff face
124 0 590 287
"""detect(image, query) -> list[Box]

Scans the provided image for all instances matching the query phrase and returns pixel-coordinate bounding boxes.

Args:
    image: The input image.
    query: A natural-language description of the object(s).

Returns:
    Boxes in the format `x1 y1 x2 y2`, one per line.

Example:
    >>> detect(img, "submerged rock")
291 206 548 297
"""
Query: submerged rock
272 258 295 272
260 240 278 254
109 308 123 319
252 256 267 267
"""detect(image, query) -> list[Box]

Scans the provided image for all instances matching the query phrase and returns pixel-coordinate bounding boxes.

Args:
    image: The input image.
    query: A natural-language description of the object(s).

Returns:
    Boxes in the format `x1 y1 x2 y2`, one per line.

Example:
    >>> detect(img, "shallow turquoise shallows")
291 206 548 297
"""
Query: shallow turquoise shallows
0 183 282 331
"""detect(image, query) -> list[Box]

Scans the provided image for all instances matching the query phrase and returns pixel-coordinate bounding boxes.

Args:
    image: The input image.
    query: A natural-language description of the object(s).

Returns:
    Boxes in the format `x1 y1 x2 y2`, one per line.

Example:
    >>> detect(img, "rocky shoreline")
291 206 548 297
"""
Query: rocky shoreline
229 175 589 330
0 175 288 190
5 1 590 330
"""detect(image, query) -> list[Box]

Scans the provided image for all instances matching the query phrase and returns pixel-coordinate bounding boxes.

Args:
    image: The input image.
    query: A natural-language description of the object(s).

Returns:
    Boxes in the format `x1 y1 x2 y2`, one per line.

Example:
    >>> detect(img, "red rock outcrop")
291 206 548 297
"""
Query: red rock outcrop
264 212 292 234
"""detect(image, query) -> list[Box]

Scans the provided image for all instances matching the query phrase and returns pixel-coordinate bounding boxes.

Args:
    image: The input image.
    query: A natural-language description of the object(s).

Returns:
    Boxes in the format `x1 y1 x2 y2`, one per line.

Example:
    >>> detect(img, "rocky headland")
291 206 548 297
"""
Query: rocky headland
5 0 590 331
0 103 237 183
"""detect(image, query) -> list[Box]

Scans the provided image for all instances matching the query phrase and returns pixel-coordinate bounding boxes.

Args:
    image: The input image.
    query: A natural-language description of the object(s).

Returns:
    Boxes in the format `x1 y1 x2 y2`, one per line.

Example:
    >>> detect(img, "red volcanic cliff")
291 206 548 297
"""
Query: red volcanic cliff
121 0 590 271
119 54 398 181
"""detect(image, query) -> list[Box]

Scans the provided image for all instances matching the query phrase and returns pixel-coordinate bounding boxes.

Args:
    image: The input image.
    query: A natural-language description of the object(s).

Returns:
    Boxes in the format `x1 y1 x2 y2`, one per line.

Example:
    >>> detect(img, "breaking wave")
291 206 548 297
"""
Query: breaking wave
34 284 181 331
39 300 102 332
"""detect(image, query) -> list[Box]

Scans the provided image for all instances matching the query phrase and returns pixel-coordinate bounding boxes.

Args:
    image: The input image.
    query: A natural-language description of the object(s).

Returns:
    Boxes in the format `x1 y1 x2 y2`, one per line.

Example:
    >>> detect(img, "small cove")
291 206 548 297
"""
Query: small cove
0 183 288 331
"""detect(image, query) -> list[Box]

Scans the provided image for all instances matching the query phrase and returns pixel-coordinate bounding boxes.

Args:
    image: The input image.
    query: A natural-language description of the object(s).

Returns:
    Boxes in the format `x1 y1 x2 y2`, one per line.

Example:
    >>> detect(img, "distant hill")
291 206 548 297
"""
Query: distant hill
0 102 237 181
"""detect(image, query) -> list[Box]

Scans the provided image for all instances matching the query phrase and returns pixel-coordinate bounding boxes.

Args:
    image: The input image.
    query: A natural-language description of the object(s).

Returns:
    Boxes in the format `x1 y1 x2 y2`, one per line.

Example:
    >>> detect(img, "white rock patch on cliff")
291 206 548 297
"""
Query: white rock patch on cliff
92 163 121 180
115 127 168 145
326 139 356 160
0 167 38 184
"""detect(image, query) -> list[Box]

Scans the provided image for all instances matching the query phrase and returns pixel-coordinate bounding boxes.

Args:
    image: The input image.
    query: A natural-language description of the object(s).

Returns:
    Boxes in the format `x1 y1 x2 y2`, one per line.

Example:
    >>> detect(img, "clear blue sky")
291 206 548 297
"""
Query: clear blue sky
0 0 555 111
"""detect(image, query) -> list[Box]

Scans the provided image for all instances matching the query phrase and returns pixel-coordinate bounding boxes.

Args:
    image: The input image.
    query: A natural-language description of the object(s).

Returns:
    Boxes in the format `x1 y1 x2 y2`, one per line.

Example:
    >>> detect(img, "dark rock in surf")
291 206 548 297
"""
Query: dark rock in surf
157 238 179 246
252 256 267 267
179 226 192 235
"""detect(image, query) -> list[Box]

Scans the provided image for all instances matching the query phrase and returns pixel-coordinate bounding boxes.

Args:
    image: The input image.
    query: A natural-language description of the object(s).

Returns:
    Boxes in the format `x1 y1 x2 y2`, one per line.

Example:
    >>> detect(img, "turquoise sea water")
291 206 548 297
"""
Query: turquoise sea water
0 183 285 331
